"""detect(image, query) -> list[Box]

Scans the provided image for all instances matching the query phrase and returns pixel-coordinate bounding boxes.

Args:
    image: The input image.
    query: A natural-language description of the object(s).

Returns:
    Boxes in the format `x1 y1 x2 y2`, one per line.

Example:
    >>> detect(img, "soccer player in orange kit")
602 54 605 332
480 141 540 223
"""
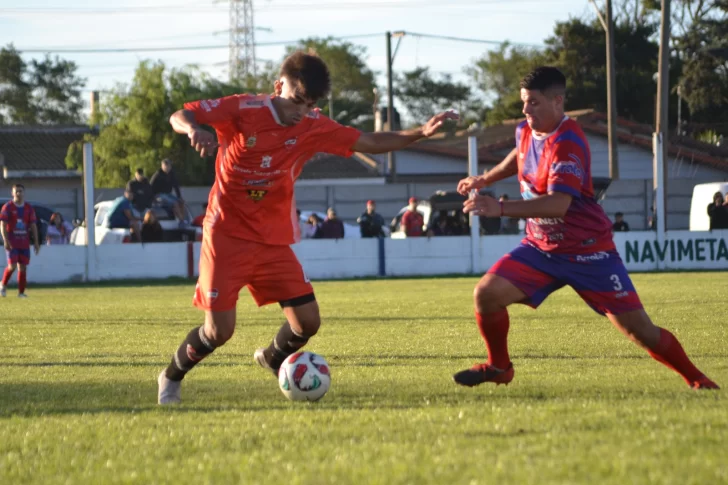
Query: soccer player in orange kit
158 51 458 404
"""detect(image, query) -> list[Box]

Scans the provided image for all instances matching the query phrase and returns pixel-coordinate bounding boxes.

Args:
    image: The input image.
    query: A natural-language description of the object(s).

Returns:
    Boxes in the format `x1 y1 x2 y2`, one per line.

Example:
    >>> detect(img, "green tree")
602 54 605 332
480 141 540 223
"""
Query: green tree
394 67 471 126
285 37 377 130
466 42 545 125
0 44 85 125
672 0 728 132
544 18 661 124
66 62 245 187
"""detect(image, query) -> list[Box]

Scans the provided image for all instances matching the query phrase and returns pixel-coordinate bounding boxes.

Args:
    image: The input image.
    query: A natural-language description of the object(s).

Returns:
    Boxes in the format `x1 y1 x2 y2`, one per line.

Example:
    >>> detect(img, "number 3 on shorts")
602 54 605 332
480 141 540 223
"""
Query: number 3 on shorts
610 274 623 291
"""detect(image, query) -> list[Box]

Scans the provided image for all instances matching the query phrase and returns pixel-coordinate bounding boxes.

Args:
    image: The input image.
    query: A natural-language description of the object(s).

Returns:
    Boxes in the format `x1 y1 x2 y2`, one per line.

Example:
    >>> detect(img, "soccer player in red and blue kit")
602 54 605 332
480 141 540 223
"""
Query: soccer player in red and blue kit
0 184 40 298
454 67 718 390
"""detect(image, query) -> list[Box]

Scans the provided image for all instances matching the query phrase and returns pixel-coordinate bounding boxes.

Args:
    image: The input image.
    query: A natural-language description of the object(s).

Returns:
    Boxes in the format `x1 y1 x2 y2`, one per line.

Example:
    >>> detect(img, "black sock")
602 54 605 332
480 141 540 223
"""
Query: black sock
165 326 216 381
263 322 310 371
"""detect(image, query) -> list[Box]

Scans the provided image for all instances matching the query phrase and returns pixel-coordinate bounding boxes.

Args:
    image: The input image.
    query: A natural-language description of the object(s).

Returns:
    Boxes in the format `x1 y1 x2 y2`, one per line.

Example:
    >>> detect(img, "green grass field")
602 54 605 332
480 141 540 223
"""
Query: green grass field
1 272 726 485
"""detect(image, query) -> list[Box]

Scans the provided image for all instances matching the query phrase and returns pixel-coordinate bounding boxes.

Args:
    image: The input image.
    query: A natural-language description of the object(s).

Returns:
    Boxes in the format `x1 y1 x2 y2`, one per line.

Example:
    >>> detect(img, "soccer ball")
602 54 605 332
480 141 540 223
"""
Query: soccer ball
278 351 331 402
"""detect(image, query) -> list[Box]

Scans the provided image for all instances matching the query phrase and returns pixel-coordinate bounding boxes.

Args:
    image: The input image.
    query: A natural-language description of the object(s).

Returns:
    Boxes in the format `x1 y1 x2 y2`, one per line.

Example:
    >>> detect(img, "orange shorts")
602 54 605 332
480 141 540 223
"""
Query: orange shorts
193 229 313 311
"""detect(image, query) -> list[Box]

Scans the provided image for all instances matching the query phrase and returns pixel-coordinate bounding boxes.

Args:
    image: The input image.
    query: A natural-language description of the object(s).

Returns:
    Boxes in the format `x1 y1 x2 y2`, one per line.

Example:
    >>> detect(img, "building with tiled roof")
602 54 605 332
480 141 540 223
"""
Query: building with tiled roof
298 152 381 180
371 109 728 183
0 125 91 189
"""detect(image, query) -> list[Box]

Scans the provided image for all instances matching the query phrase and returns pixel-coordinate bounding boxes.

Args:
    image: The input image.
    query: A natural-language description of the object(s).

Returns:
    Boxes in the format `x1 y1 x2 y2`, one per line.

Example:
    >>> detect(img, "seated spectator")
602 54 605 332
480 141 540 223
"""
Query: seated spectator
357 200 385 238
45 212 73 245
192 203 208 228
319 208 345 239
401 197 424 237
612 212 630 232
304 213 322 239
126 168 154 212
708 191 728 230
106 189 141 241
141 211 164 243
151 158 186 225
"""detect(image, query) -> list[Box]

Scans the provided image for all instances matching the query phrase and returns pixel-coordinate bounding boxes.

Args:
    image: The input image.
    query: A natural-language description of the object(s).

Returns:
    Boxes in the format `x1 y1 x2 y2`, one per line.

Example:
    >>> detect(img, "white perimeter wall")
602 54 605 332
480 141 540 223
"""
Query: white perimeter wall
3 230 727 284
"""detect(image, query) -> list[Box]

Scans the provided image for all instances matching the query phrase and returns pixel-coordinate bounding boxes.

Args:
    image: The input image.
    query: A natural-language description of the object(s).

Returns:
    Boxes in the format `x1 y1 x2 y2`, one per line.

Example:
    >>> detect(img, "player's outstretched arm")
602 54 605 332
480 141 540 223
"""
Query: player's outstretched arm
457 148 518 195
169 109 218 157
352 111 459 154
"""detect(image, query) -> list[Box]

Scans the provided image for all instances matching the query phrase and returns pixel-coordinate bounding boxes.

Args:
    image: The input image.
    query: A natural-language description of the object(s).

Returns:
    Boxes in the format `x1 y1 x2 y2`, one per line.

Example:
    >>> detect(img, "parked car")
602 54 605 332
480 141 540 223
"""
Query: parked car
70 197 202 245
0 199 59 246
390 191 471 239
689 181 728 231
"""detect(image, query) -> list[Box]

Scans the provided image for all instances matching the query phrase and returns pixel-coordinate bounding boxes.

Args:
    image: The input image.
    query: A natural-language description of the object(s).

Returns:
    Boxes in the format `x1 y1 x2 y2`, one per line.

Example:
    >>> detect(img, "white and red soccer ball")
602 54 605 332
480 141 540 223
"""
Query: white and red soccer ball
278 351 331 401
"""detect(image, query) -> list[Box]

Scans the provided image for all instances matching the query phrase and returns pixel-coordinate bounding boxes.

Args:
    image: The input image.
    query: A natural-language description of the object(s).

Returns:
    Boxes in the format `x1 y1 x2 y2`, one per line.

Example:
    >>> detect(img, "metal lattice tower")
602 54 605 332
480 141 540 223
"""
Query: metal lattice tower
229 0 256 80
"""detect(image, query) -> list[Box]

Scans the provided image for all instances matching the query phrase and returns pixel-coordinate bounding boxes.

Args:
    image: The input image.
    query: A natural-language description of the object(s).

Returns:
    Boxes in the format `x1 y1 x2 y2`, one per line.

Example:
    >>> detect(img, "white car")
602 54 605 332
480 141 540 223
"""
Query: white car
70 199 202 245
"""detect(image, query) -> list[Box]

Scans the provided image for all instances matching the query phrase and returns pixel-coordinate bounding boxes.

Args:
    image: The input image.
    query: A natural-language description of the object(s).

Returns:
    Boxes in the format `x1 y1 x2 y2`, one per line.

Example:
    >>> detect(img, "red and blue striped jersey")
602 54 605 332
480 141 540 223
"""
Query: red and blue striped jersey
515 116 614 254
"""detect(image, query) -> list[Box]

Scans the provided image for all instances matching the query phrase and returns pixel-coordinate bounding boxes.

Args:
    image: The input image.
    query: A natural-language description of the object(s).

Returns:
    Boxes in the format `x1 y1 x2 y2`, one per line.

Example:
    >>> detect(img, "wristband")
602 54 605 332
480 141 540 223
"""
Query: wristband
499 200 504 217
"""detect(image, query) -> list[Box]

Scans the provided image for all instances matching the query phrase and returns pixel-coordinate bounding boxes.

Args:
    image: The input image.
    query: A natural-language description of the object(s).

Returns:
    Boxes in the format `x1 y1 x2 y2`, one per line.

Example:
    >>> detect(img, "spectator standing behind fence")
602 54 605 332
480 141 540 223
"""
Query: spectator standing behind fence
612 212 630 232
402 197 424 237
141 211 164 243
151 159 186 225
106 189 141 241
357 200 385 238
46 212 73 245
708 191 728 231
126 168 154 212
319 208 345 239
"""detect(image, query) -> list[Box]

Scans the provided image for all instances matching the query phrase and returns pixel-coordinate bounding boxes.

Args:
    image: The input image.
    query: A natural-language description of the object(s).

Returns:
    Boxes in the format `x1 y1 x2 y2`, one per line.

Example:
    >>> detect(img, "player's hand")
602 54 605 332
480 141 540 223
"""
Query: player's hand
188 128 218 157
463 193 500 217
457 176 488 196
3 241 10 251
34 245 40 255
421 110 459 137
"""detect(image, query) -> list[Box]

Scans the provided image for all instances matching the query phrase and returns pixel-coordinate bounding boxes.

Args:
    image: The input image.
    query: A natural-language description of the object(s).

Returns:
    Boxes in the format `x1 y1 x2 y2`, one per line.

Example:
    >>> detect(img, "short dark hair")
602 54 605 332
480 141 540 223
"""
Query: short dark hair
136 168 144 175
12 183 24 190
279 51 331 102
615 212 624 217
520 66 566 95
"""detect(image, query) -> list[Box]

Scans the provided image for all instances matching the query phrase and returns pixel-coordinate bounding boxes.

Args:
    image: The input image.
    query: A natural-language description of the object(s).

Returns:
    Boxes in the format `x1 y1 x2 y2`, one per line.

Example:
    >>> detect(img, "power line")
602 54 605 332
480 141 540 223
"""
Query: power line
1 0 562 15
15 32 541 54
14 33 383 54
400 32 544 48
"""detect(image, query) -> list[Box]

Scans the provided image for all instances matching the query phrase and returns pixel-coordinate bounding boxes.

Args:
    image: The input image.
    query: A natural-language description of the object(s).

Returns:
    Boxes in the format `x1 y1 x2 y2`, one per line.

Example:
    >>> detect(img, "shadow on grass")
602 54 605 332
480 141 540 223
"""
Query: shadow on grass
0 374 717 419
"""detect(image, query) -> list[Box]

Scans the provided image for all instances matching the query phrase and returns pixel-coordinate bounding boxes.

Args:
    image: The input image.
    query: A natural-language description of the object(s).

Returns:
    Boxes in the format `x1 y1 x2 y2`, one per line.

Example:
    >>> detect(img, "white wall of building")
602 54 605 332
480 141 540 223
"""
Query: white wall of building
4 230 726 286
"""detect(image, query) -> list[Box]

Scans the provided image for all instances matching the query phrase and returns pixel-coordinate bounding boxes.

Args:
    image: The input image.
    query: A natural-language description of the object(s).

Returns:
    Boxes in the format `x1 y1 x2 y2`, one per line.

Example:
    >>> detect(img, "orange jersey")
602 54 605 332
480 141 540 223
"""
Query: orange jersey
184 94 362 245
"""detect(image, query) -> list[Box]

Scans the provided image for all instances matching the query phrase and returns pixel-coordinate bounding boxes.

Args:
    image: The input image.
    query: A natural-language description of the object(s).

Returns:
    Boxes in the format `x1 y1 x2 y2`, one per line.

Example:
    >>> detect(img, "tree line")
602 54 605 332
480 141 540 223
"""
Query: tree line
0 0 725 186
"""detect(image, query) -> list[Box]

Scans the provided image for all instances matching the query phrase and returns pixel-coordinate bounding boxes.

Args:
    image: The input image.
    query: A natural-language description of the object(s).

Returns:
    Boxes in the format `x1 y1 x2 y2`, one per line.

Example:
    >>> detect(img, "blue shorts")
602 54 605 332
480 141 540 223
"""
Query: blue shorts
488 243 643 316
6 248 31 266
156 193 179 206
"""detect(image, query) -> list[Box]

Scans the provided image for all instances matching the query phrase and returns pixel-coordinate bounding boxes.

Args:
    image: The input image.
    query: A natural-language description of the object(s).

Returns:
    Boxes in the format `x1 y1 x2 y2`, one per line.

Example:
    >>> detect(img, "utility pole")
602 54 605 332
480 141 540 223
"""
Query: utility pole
655 0 671 232
385 31 397 183
590 0 620 180
605 0 619 180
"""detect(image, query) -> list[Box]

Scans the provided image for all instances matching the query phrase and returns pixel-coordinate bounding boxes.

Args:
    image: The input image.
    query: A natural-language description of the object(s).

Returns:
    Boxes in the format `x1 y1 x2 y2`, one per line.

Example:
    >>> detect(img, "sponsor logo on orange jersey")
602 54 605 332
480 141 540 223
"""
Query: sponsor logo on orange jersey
247 190 268 202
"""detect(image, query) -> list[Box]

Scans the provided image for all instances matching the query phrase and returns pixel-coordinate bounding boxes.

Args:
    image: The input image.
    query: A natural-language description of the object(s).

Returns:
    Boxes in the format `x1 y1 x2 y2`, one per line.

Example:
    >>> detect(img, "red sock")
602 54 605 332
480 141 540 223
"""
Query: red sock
1 267 13 286
18 271 26 294
647 328 705 385
476 310 511 369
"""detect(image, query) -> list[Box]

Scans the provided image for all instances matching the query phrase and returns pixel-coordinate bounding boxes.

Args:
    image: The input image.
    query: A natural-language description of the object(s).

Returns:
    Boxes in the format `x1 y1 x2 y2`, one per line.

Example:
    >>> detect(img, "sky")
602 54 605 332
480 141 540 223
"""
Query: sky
0 0 596 115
